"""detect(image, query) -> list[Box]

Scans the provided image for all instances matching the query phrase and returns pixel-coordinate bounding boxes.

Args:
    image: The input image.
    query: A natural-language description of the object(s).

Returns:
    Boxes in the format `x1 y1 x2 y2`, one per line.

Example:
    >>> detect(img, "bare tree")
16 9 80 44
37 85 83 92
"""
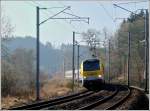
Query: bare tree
0 8 14 40
11 48 36 93
1 60 18 96
1 8 16 97
82 29 101 57
1 8 14 59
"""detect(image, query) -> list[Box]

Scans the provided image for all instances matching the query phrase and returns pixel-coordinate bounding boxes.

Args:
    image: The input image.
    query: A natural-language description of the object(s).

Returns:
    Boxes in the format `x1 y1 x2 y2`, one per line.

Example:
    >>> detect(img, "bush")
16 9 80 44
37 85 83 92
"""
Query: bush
1 60 18 97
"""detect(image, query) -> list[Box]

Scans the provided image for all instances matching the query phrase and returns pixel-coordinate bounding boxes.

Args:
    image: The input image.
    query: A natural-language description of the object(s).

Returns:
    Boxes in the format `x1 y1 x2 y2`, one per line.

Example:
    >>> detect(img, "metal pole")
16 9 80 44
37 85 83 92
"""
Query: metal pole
108 39 110 83
144 9 149 92
63 57 65 78
104 31 107 81
124 56 126 82
77 45 80 89
36 6 40 100
104 43 106 81
34 7 89 97
72 32 75 92
127 32 131 87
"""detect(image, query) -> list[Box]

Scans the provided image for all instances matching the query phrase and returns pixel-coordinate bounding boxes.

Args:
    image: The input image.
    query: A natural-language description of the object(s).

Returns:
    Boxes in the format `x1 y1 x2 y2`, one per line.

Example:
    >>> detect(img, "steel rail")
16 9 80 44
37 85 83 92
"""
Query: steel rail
46 90 105 110
26 90 94 109
105 86 131 110
9 90 88 110
78 85 118 110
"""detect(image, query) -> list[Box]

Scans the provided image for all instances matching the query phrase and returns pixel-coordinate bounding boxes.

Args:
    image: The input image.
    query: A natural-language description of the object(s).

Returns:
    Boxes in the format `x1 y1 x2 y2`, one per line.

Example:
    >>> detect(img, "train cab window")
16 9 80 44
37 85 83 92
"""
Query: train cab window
83 60 100 71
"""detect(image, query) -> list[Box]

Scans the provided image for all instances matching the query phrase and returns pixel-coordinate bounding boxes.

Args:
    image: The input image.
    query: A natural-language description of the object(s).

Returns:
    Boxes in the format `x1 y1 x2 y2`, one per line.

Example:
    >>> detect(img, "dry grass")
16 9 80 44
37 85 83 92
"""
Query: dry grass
1 73 83 109
40 75 72 99
111 74 126 84
1 95 35 109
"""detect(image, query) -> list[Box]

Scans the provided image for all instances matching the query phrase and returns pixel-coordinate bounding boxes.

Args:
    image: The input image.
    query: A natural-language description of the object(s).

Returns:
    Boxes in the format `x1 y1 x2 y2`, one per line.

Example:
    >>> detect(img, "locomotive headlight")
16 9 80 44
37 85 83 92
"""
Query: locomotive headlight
98 75 102 78
83 76 86 79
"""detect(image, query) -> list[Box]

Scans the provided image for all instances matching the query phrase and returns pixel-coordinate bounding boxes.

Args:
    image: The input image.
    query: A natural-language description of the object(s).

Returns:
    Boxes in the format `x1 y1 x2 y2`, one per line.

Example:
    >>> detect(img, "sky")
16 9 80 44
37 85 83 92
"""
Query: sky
1 0 149 47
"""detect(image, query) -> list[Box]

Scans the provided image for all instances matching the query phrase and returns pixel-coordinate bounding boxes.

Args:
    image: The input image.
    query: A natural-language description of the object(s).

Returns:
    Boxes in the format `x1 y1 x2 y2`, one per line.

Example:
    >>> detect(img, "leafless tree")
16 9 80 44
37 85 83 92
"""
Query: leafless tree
1 8 16 97
1 8 14 59
82 29 101 57
1 8 14 40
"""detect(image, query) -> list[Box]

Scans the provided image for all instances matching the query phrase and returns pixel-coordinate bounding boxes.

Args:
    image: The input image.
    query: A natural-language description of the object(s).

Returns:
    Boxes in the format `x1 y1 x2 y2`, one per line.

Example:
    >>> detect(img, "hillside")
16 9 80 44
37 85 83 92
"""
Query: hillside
3 36 92 75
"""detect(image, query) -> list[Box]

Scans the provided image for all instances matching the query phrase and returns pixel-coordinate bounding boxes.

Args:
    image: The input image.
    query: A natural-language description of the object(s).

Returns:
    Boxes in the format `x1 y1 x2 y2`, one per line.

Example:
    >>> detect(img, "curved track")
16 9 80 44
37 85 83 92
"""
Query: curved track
9 85 131 110
10 90 90 110
78 85 119 110
47 89 112 110
27 90 94 110
93 85 130 110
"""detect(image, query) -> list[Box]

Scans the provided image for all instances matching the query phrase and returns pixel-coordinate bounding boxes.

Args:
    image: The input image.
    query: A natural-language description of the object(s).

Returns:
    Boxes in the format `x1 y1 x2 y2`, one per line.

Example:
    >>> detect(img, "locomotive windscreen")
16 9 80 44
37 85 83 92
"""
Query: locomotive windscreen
83 59 100 71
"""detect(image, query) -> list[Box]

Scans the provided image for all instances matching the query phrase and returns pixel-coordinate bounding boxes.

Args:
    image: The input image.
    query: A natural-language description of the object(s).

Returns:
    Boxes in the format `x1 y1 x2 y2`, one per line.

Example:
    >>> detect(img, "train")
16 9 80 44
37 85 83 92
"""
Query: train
80 58 104 89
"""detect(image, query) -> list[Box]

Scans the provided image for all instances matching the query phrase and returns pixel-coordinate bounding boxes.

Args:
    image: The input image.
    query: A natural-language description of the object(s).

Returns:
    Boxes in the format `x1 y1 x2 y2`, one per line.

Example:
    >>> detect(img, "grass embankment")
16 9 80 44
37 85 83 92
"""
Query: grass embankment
1 74 84 109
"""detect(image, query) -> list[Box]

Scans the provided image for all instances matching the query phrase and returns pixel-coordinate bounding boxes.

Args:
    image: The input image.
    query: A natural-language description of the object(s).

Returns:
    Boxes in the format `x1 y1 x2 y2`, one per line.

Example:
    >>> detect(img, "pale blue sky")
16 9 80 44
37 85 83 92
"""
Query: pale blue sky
1 0 149 46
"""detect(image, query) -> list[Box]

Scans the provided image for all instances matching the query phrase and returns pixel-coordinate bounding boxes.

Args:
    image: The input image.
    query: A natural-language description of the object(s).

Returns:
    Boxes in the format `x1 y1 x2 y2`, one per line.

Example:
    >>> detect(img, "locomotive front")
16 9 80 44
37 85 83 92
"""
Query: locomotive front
80 59 104 89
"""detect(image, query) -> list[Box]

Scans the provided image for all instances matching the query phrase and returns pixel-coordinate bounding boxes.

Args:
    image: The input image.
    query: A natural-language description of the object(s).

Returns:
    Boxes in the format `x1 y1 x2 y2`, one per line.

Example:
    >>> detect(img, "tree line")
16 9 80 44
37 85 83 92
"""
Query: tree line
109 10 149 87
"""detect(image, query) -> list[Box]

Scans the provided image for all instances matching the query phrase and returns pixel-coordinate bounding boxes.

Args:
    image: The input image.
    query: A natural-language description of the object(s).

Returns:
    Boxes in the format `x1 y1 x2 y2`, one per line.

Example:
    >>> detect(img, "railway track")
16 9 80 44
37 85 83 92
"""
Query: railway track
78 85 118 110
9 85 130 110
47 89 112 110
51 85 130 110
92 85 130 110
10 90 92 110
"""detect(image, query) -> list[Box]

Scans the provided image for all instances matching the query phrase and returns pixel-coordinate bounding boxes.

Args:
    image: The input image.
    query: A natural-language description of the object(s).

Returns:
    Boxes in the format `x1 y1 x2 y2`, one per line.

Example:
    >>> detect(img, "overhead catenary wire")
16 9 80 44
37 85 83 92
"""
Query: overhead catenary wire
115 1 148 5
35 1 89 31
24 1 38 7
57 1 77 18
39 6 71 25
99 2 114 21
25 1 74 30
31 1 77 30
99 2 118 34
57 1 84 26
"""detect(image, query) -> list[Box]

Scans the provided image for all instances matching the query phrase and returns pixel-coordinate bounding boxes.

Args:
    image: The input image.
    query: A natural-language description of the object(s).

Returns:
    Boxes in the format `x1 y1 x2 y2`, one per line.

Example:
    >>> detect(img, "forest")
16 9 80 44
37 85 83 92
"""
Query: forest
107 10 149 88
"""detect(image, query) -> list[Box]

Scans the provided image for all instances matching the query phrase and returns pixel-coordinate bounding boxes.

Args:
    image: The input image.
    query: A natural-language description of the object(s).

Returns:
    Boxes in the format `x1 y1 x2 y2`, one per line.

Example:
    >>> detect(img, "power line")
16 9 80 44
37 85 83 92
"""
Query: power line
30 1 67 27
62 12 81 18
57 1 76 17
99 2 114 21
32 1 46 7
34 1 76 29
31 1 77 30
32 1 67 11
113 4 137 15
116 1 148 5
57 1 83 29
98 2 118 33
39 6 71 25
57 1 83 27
24 1 37 7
